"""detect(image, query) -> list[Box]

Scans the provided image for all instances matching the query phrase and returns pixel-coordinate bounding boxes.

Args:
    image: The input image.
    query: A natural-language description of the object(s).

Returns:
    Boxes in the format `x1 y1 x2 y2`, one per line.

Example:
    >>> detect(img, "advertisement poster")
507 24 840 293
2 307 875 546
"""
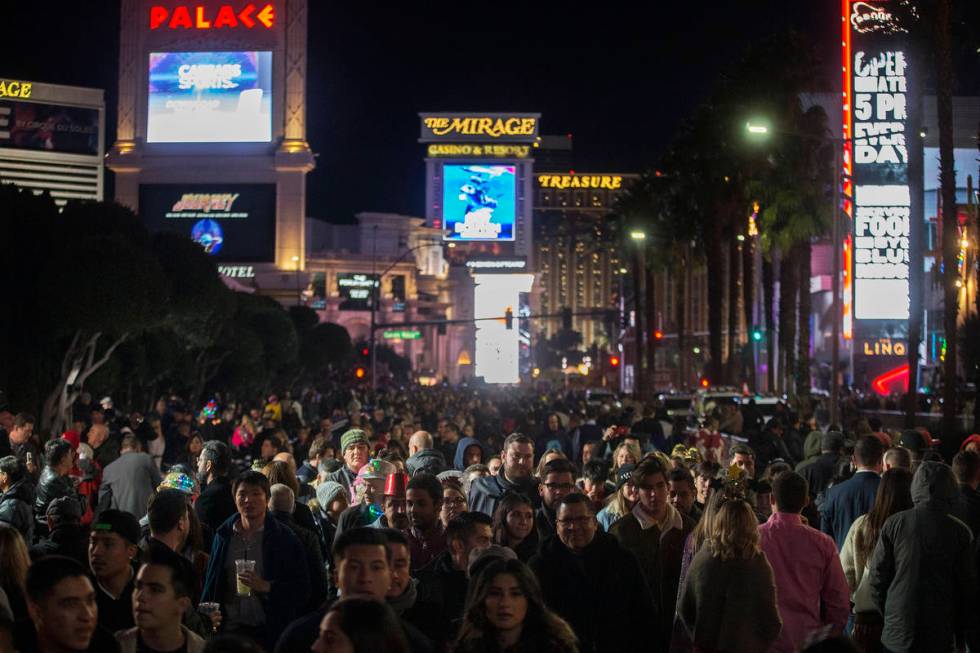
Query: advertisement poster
338 273 379 311
442 164 516 241
139 184 276 261
147 51 272 143
0 100 100 155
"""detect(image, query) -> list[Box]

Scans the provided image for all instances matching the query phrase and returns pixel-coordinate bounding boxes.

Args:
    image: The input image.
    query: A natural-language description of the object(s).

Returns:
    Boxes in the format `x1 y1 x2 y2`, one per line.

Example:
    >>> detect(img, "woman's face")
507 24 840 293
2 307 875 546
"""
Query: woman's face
312 610 354 653
188 436 203 456
260 439 276 460
484 573 528 633
440 488 466 525
547 415 560 431
616 448 635 468
505 504 534 542
464 445 483 466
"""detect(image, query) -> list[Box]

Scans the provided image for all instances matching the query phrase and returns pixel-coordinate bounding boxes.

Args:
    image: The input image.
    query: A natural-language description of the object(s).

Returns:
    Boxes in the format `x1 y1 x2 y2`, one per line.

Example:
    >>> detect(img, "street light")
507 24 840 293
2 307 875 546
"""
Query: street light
630 230 647 241
629 229 647 398
745 121 770 135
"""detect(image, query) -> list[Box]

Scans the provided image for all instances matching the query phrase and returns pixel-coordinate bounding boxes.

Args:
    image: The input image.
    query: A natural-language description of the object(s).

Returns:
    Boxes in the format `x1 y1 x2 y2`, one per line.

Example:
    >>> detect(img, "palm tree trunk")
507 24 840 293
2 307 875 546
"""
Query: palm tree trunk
763 256 776 392
676 247 688 388
796 240 812 399
707 218 725 383
779 248 798 397
936 0 959 439
727 235 740 384
743 235 757 390
646 263 657 390
906 75 925 428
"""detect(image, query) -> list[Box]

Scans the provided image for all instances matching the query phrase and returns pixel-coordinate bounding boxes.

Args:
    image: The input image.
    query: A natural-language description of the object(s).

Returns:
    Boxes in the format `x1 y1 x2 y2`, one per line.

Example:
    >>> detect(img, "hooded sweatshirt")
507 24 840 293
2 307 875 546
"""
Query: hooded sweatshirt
453 437 485 471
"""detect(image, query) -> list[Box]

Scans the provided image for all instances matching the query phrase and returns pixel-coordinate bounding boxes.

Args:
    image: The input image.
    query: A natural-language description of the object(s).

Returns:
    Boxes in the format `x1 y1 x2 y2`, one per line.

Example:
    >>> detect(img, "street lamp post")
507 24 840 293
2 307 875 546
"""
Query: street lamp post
630 230 646 398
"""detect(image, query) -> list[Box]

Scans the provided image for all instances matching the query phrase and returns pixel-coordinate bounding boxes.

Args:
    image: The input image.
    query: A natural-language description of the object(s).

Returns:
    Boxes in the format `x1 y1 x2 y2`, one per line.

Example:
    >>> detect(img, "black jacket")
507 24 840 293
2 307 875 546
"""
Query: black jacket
468 473 540 518
406 549 468 647
271 510 328 613
868 462 980 653
797 452 841 530
406 448 448 476
0 480 35 542
30 522 90 566
33 468 84 530
530 532 657 653
195 476 236 532
535 505 557 542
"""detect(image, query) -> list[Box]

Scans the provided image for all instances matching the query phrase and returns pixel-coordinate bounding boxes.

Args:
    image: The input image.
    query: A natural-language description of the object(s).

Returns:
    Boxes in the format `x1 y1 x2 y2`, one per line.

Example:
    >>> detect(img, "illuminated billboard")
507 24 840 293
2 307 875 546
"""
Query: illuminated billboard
0 99 100 155
139 184 275 261
442 164 516 241
147 51 272 143
420 113 539 143
338 273 378 311
473 273 534 384
845 1 910 321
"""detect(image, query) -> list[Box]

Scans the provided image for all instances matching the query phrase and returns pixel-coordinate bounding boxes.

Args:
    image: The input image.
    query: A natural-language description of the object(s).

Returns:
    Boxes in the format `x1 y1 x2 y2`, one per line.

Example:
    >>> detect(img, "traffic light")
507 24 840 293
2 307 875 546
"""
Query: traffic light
751 327 764 342
355 367 366 379
505 308 514 330
699 376 710 388
653 329 664 341
609 355 621 368
360 346 370 358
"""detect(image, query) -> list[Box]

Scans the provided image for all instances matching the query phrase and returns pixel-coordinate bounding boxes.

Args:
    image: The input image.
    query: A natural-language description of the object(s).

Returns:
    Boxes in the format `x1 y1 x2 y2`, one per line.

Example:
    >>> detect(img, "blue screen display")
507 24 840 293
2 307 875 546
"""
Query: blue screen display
442 164 516 241
147 51 272 143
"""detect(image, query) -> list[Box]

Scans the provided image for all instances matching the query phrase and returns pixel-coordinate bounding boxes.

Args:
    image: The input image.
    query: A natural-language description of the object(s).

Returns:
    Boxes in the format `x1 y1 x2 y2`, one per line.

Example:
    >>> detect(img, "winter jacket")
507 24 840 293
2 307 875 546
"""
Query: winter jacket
34 468 85 529
115 626 205 653
468 473 540 518
867 461 980 653
819 470 880 550
195 476 237 532
0 481 34 541
29 522 90 566
530 532 656 653
201 512 311 649
407 549 469 647
453 437 485 471
797 452 842 530
98 452 162 518
609 505 695 647
406 448 448 476
270 510 328 613
677 547 782 653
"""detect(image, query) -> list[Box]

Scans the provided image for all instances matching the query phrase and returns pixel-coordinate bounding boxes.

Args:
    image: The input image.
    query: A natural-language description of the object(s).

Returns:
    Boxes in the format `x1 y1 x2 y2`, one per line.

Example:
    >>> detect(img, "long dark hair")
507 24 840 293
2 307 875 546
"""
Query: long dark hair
492 491 537 548
855 468 913 562
456 558 578 652
326 597 410 653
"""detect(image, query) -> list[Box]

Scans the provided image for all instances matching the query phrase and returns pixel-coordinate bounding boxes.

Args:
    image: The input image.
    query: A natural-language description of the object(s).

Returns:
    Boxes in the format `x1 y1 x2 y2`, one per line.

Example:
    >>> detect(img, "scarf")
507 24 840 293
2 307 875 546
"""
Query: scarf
387 578 418 616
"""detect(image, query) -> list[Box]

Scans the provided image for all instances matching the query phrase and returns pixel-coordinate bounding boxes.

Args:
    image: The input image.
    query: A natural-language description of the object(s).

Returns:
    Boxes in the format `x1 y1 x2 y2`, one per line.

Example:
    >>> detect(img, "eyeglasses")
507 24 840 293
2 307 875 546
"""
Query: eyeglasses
543 483 575 491
557 516 593 527
444 497 466 506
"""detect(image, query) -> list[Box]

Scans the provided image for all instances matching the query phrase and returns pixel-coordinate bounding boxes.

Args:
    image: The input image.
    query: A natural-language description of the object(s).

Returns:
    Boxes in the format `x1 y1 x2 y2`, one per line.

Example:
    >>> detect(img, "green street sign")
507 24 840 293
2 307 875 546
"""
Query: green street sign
382 329 422 340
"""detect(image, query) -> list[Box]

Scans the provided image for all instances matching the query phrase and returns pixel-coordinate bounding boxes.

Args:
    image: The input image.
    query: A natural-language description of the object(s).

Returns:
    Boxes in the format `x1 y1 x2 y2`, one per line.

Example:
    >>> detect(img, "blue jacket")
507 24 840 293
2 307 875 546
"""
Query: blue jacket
820 470 880 549
201 512 311 647
453 437 485 471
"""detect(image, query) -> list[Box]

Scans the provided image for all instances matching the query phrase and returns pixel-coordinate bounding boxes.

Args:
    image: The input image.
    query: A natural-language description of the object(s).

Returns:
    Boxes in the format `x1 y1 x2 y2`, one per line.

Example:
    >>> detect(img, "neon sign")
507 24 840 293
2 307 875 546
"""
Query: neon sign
427 144 530 159
871 363 909 395
419 113 540 143
860 337 907 356
537 175 624 190
0 80 32 99
149 4 275 30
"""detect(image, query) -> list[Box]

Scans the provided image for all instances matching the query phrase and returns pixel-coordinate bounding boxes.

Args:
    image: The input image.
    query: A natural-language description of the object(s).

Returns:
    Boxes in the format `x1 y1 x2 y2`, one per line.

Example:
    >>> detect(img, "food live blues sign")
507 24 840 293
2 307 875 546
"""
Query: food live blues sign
847 0 910 321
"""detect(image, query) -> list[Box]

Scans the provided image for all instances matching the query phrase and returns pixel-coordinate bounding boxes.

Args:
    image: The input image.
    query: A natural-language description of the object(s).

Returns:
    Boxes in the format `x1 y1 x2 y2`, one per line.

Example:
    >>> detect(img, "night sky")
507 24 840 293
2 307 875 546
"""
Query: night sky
1 1 836 222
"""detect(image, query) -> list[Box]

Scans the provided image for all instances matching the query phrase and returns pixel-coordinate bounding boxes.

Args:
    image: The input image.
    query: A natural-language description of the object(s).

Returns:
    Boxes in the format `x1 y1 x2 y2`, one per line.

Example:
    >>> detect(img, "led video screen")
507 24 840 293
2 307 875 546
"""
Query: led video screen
442 164 516 241
0 100 100 155
147 51 272 143
139 184 276 262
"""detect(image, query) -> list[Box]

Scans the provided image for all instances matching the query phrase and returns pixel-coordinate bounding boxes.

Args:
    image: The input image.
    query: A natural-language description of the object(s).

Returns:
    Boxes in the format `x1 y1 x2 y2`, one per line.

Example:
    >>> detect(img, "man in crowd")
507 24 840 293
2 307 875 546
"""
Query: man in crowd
201 470 310 649
536 457 577 540
821 435 884 549
87 422 120 471
610 456 694 647
336 459 395 534
730 442 757 479
436 423 461 467
667 467 701 522
952 450 980 538
372 472 410 530
20 555 120 653
99 434 162 518
413 511 492 647
896 429 934 469
759 471 850 651
406 431 447 476
35 438 85 534
268 483 328 612
326 429 371 492
531 493 655 652
469 433 538 517
0 455 33 540
405 473 446 572
144 490 199 592
31 496 89 565
195 440 236 532
868 461 980 652
796 431 845 529
297 436 332 484
116 547 206 653
90 509 142 634
7 413 39 478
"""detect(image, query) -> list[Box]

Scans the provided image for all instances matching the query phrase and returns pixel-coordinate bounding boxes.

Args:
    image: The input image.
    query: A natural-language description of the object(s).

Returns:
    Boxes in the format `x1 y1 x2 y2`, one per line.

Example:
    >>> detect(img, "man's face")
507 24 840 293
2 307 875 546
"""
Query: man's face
407 488 440 532
694 474 712 504
733 453 756 478
464 445 483 467
669 479 696 515
556 502 597 553
362 478 385 506
539 471 576 510
384 496 409 530
386 543 411 598
197 454 210 479
547 415 560 431
344 443 370 473
10 422 33 445
503 443 534 481
87 425 108 449
260 439 277 460
582 478 606 506
133 564 189 632
235 483 268 522
635 472 670 516
581 442 596 465
89 532 135 580
452 524 492 565
29 576 97 652
336 544 390 601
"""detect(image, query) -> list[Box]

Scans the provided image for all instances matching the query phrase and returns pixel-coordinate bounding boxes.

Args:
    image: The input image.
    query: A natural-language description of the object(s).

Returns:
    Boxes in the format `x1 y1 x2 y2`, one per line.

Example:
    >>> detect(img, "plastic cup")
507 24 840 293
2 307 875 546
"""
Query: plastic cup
198 602 221 631
235 559 256 596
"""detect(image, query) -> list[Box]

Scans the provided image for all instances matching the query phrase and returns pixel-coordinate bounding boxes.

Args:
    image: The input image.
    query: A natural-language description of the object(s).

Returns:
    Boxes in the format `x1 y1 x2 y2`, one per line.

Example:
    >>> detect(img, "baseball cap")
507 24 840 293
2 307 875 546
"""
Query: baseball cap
91 509 141 545
46 496 83 524
616 463 637 490
897 429 931 454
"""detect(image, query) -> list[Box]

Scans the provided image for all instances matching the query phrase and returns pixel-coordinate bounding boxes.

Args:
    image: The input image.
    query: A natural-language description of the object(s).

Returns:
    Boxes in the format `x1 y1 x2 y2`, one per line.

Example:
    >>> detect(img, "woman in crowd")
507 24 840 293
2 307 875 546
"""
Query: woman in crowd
143 415 168 470
440 476 468 529
839 467 913 653
492 492 538 562
677 498 781 653
0 525 30 625
454 558 578 653
232 414 257 452
311 596 410 653
534 449 567 480
596 464 637 531
609 441 641 482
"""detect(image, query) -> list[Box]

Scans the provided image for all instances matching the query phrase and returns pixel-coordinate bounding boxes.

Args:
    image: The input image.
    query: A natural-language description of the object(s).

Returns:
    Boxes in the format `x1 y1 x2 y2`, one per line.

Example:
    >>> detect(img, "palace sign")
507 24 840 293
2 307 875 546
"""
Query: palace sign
0 80 32 99
149 4 275 30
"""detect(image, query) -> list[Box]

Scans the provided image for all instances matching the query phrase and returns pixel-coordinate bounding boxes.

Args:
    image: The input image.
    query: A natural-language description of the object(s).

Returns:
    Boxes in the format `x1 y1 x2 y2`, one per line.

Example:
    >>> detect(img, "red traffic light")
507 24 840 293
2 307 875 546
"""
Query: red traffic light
360 347 369 357
699 377 710 388
609 355 621 367
654 330 663 340
355 367 366 379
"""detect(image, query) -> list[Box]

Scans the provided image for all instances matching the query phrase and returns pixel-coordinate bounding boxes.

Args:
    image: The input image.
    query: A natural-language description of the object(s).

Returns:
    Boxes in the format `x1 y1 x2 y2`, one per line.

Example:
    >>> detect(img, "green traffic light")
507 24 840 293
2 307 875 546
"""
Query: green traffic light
752 330 763 342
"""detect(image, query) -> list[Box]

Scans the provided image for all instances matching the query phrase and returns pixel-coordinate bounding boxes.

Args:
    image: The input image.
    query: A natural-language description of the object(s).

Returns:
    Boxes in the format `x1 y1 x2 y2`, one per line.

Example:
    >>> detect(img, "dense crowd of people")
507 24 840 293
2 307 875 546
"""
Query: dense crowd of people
1 385 979 653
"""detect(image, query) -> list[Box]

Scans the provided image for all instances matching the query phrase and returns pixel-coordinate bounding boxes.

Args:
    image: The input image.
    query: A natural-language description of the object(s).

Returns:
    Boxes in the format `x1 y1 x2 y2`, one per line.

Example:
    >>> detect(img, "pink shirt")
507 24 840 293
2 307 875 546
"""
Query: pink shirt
759 512 850 653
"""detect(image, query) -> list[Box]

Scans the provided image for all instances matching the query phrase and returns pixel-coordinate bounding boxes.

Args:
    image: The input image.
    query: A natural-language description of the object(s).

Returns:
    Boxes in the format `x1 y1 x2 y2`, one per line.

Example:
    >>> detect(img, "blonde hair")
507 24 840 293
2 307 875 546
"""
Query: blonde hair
0 526 30 593
611 441 641 474
710 499 760 561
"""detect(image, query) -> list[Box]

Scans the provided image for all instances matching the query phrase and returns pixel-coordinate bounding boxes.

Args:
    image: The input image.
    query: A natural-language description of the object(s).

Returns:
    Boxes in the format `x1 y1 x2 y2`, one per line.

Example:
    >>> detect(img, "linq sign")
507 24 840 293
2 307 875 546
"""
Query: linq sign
150 4 275 30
